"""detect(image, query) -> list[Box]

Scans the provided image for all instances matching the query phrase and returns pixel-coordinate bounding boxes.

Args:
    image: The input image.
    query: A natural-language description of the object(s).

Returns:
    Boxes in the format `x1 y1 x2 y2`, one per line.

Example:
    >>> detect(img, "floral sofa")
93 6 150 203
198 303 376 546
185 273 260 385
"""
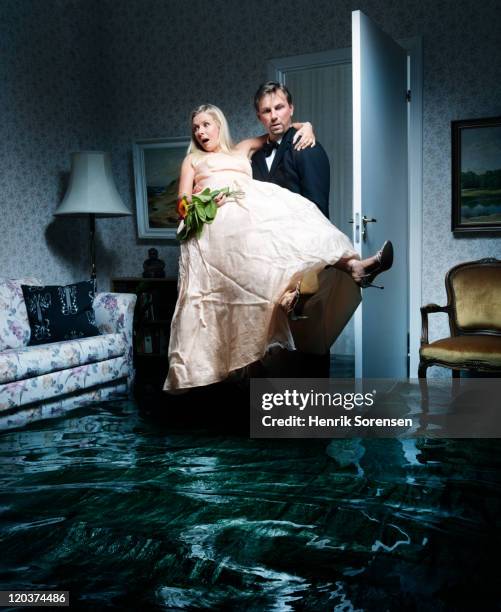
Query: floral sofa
0 278 136 430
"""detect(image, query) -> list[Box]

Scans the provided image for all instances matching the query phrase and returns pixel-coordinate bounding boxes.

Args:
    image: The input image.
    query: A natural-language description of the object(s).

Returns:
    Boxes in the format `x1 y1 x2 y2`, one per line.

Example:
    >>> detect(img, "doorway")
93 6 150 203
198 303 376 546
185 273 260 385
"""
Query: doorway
268 37 422 377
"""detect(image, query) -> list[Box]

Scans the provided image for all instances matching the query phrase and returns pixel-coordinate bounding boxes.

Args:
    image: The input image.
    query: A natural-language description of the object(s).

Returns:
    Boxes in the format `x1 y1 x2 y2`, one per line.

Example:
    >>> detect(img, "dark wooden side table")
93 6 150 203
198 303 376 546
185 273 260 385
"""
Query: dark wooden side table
112 277 178 399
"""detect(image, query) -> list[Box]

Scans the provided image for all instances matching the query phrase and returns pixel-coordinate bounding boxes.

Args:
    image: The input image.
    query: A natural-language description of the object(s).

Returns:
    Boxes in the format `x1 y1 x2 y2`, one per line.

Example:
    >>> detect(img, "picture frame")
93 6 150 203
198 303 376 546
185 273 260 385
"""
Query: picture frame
452 116 501 233
133 137 190 239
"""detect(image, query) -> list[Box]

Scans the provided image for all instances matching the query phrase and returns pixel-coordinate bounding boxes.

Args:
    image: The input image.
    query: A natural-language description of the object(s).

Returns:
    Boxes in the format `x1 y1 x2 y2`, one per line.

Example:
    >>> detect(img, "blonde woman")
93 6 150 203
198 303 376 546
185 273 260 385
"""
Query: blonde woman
164 105 392 391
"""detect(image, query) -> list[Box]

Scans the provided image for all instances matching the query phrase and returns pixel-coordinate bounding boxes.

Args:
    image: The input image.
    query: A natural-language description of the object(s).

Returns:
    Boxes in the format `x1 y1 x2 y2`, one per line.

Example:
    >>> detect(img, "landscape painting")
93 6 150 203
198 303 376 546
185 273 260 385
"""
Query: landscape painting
133 137 189 239
452 117 501 232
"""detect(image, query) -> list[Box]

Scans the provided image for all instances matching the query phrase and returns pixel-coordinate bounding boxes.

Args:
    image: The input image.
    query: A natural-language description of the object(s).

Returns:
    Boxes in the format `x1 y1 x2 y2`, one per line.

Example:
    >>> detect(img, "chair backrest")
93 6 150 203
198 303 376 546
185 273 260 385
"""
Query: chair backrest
446 259 501 335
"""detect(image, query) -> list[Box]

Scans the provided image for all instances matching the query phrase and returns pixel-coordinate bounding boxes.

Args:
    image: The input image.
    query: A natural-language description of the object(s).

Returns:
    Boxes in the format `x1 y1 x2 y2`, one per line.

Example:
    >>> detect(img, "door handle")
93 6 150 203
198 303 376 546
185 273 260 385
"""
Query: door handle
361 216 377 241
350 216 377 241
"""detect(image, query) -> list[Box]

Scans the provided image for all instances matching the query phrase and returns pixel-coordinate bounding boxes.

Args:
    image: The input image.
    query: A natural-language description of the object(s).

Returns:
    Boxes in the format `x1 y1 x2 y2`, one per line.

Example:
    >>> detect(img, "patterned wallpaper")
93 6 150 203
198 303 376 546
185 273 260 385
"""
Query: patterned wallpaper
1 0 500 374
0 0 105 282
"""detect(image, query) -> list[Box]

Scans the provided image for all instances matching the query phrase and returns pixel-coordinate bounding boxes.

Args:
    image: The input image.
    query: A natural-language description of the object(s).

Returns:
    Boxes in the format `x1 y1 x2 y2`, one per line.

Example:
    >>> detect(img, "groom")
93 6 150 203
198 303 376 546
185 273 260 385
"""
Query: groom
251 81 330 218
251 81 334 377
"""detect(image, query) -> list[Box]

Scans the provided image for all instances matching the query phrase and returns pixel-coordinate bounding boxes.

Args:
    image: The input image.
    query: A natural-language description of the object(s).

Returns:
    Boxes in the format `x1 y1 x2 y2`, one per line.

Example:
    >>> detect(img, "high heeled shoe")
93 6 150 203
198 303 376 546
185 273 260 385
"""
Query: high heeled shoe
356 240 394 289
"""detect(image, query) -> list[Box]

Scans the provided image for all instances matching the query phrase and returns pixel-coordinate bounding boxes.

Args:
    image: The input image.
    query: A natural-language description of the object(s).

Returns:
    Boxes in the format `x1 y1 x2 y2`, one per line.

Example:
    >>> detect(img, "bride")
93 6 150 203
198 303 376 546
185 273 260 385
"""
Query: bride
164 104 393 391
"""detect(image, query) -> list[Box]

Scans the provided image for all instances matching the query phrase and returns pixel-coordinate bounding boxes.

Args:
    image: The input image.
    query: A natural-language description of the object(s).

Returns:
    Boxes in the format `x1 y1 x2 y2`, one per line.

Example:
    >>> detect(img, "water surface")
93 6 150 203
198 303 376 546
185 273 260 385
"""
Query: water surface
1 400 500 610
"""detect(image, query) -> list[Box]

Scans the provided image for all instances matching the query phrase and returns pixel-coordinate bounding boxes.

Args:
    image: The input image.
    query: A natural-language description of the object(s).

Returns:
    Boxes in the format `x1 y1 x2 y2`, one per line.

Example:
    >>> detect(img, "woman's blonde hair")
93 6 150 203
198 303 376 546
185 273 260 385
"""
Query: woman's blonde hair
188 104 233 156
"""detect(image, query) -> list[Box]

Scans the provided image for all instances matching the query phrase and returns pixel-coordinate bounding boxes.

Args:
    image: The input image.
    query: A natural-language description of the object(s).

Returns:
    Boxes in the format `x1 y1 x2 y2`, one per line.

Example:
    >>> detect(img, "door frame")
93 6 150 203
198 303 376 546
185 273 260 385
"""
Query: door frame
268 36 423 377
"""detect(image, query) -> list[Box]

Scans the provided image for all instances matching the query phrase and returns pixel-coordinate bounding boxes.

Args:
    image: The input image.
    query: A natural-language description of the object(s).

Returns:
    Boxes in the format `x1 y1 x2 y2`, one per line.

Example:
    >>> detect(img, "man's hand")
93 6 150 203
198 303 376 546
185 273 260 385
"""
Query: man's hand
293 122 316 150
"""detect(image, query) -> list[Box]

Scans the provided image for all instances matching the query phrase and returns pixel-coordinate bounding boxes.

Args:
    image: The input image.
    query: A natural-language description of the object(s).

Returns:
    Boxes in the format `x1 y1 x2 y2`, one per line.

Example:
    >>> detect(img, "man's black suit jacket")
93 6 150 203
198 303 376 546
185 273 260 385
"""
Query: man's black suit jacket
251 127 330 219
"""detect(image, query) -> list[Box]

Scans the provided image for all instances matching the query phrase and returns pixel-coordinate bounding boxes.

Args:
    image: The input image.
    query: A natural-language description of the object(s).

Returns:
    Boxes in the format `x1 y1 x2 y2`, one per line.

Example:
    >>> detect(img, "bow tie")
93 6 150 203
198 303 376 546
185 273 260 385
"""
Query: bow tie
263 140 279 157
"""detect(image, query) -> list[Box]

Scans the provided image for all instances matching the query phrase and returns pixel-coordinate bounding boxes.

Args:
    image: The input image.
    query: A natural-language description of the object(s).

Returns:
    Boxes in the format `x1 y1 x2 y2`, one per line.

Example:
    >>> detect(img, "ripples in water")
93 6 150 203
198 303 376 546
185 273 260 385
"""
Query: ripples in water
0 400 500 610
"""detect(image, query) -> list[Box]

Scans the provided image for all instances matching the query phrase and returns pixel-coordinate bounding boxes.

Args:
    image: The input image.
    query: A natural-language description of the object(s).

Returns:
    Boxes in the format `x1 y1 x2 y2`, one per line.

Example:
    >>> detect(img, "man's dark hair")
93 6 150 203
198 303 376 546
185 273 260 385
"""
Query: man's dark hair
253 81 293 111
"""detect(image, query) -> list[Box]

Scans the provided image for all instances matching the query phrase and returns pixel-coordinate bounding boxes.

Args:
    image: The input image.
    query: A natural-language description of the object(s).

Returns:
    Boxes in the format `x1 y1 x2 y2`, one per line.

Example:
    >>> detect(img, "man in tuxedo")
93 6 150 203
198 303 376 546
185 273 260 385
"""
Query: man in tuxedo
251 81 331 218
251 81 333 377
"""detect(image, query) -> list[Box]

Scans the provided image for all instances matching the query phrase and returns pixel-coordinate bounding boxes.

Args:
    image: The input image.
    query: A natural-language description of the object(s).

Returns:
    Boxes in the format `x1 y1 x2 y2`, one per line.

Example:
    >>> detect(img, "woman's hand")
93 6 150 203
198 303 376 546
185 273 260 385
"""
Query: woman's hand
214 192 226 207
292 122 316 150
193 183 226 206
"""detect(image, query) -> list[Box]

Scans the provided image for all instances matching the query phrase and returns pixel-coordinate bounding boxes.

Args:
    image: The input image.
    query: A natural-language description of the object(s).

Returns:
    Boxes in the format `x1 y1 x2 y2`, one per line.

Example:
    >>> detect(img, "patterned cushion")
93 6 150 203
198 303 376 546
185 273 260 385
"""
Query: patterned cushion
21 280 99 346
0 332 126 384
0 278 42 352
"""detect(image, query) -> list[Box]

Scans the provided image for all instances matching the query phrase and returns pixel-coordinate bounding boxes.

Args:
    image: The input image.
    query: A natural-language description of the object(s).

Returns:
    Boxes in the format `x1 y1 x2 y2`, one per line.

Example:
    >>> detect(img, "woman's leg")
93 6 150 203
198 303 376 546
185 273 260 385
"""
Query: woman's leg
280 241 393 315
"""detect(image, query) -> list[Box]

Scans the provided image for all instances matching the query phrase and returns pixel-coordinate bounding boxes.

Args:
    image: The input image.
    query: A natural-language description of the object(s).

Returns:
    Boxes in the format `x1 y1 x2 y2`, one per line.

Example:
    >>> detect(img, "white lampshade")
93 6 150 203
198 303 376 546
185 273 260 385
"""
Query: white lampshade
55 151 131 216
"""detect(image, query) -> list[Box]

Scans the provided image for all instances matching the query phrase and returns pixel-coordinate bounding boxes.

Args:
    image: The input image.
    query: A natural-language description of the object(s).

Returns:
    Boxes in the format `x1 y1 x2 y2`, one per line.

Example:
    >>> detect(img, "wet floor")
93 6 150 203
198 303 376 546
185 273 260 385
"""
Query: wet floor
0 398 500 611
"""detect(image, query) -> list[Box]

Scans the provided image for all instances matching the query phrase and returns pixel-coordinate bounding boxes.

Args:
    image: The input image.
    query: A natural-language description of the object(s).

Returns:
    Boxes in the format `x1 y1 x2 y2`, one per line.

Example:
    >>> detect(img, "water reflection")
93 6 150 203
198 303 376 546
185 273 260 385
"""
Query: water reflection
0 401 500 610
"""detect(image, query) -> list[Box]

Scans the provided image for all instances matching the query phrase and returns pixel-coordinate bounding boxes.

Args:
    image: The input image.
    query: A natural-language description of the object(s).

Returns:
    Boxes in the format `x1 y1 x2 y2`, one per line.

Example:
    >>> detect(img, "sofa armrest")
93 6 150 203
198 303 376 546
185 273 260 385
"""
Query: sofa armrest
93 292 137 389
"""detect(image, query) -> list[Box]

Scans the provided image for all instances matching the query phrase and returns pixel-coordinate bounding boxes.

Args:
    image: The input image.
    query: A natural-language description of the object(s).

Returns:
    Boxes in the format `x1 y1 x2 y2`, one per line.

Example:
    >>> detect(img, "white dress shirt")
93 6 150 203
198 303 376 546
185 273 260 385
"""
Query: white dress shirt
265 139 282 171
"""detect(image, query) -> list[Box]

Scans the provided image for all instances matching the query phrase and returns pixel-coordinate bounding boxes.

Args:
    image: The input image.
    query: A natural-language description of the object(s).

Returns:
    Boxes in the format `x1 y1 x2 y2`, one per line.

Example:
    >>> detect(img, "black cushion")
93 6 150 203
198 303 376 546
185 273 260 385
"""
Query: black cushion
21 280 100 345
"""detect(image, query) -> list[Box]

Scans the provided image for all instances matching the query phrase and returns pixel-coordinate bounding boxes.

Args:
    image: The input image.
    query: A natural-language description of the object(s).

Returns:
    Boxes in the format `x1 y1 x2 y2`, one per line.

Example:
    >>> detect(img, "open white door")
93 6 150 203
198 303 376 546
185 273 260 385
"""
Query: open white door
353 10 409 378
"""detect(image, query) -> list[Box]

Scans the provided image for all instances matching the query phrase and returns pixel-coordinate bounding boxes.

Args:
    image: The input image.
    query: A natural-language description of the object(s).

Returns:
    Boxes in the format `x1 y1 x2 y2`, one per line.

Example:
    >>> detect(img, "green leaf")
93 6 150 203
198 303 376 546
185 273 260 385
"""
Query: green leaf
195 202 206 221
206 200 217 219
195 221 204 238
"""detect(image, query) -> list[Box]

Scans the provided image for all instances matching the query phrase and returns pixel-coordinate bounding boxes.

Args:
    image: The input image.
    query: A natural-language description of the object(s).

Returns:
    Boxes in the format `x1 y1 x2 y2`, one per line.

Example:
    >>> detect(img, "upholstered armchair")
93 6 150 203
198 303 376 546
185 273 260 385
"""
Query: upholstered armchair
419 258 501 378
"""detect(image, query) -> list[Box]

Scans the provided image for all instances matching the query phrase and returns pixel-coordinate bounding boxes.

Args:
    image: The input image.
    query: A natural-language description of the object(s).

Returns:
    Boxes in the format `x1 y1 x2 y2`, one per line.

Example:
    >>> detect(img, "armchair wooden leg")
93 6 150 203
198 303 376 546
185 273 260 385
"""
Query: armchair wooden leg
452 367 461 395
418 361 429 416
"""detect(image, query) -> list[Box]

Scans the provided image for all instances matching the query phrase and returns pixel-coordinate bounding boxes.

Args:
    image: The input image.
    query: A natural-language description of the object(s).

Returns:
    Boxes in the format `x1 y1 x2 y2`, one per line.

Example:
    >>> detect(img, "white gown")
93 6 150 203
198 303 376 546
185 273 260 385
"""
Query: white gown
164 151 361 390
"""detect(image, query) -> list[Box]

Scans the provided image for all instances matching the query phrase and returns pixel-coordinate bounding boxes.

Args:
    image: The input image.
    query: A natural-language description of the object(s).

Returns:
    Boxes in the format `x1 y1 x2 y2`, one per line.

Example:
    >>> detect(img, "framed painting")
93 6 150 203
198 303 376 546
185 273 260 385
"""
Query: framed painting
133 137 189 239
452 116 501 233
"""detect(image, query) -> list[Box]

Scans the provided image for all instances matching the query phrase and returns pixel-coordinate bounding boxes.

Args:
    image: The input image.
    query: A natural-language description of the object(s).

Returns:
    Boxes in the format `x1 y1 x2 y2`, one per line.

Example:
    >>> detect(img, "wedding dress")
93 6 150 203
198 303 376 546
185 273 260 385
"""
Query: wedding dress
164 151 360 390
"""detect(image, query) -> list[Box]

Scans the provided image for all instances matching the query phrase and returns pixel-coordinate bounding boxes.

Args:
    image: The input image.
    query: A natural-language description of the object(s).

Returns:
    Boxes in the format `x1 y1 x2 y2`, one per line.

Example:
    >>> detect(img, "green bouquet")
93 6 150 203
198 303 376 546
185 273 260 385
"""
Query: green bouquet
177 187 242 242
